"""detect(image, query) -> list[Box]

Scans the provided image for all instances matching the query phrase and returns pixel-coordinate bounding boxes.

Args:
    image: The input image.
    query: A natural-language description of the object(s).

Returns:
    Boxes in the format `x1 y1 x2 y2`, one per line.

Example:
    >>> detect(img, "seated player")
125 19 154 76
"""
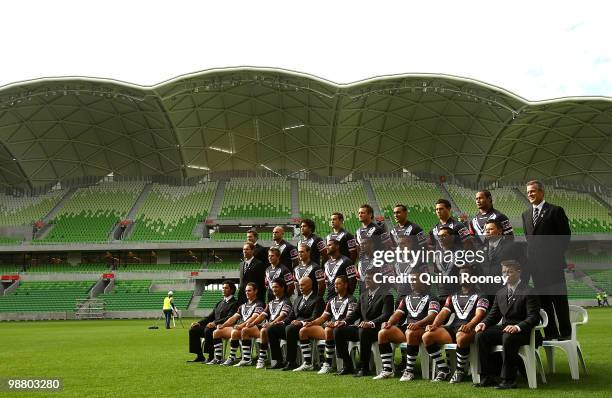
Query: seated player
374 268 440 381
252 279 293 369
334 268 394 376
293 275 358 374
422 267 489 383
187 281 238 363
210 282 264 366
282 277 325 371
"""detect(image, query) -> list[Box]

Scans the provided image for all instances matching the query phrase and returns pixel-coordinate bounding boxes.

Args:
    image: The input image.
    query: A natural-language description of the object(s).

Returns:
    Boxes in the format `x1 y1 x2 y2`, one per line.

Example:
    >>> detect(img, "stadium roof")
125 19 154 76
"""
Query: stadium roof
0 67 610 191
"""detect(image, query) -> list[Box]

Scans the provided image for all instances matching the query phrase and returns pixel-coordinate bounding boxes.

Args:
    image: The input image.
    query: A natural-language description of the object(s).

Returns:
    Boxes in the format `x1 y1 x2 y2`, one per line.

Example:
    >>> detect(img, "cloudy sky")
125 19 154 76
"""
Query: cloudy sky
1 0 611 101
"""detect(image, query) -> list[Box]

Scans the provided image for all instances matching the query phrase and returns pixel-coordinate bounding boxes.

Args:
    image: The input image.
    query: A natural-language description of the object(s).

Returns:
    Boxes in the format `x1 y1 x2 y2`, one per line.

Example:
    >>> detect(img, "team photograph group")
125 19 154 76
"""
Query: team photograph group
185 179 572 390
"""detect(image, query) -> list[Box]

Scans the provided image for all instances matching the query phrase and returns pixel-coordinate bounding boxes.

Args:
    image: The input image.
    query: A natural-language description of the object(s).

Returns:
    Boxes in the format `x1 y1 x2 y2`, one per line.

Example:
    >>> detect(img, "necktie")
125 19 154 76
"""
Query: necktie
298 297 305 310
532 207 539 226
368 294 373 305
507 287 514 303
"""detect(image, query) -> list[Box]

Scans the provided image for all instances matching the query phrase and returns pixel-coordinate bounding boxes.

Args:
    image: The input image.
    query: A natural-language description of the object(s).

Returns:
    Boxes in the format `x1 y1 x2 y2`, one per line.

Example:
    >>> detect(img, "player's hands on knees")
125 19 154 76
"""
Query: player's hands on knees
206 322 215 329
425 324 438 332
381 322 390 329
303 321 313 328
336 321 347 328
458 324 473 333
475 323 486 332
407 323 420 331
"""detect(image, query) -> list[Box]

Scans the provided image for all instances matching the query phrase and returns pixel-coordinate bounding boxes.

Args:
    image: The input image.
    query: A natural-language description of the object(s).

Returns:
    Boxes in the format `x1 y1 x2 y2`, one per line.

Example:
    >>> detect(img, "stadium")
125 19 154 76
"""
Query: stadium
0 67 611 397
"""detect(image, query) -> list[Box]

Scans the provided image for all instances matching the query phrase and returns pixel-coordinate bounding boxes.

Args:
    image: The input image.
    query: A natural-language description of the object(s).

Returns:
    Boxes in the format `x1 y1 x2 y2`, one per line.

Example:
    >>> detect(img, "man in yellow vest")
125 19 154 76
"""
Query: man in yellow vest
163 291 177 329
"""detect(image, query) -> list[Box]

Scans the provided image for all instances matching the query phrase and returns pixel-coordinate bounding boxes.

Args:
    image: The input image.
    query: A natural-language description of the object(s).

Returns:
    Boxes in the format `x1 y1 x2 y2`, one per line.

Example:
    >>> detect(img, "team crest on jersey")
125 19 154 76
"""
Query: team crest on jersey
347 238 357 248
316 240 326 252
290 248 298 259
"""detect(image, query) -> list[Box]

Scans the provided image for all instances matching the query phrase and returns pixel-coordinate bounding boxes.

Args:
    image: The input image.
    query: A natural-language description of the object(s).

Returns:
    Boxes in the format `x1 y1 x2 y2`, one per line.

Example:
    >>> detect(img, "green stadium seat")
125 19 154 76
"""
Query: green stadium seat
0 281 96 312
219 177 291 219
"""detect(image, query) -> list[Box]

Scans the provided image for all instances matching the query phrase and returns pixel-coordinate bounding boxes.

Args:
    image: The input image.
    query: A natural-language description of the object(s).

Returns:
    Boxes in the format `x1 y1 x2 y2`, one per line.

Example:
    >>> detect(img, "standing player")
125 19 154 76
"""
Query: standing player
294 276 359 374
326 212 358 263
271 226 299 270
356 236 393 293
429 199 471 249
432 227 463 302
299 219 328 266
211 283 265 366
374 268 440 381
423 268 489 383
294 243 325 297
469 191 513 246
356 204 392 260
265 247 295 301
391 204 428 249
323 239 356 299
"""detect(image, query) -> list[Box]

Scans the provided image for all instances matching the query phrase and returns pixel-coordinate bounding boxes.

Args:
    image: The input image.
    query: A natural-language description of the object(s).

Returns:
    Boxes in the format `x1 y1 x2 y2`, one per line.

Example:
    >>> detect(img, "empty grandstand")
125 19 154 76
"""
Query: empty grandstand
36 181 146 243
299 180 367 236
0 189 64 227
127 182 217 241
0 281 96 312
99 280 193 311
218 177 291 219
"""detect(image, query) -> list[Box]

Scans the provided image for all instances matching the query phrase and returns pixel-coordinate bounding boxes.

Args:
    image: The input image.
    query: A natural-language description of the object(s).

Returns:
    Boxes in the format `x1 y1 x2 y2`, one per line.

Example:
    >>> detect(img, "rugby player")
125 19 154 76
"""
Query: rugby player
294 243 325 297
323 239 356 299
429 199 472 250
299 218 328 265
264 247 295 301
271 226 299 270
326 212 358 263
469 191 513 246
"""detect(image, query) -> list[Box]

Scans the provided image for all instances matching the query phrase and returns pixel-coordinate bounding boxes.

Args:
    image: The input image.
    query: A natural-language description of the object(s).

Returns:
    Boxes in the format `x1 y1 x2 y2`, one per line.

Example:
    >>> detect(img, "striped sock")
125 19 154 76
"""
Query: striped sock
241 340 252 361
300 339 312 364
318 343 325 364
456 346 469 373
325 340 335 366
213 338 223 360
379 343 393 372
405 344 419 374
229 339 239 359
426 344 449 373
259 342 268 361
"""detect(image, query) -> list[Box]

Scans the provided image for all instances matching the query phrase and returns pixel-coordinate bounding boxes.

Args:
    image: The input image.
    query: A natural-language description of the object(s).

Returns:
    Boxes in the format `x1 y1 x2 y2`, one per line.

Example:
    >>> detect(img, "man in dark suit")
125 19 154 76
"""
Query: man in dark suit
334 268 394 376
480 220 526 303
281 276 325 371
521 180 571 339
187 281 239 363
237 242 266 303
474 260 541 389
247 229 269 268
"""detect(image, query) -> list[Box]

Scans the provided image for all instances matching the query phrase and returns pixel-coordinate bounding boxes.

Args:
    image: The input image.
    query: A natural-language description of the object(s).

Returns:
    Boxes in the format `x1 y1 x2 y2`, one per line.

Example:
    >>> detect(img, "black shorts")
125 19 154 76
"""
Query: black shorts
395 324 408 333
443 325 459 342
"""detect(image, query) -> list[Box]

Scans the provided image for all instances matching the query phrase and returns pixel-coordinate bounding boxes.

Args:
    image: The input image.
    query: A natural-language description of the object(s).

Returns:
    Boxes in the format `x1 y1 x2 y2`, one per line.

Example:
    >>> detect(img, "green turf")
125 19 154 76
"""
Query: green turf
0 309 611 397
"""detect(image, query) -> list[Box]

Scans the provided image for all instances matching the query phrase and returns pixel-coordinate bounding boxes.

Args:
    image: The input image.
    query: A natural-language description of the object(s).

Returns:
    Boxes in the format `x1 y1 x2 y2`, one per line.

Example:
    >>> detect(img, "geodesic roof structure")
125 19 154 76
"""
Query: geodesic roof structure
0 67 610 191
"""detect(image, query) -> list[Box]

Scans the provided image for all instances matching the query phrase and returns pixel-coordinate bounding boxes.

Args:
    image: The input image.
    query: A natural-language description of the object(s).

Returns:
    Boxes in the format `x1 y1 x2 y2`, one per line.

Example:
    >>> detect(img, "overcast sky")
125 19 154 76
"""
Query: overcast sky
1 0 611 101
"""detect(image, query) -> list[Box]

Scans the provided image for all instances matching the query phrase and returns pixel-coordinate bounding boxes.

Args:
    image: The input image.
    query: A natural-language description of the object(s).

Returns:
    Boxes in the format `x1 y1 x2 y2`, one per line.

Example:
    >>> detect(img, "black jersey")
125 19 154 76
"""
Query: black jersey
299 234 327 265
273 239 299 270
432 252 463 298
323 255 356 299
357 255 393 291
323 295 358 322
235 300 265 324
356 222 392 254
396 294 440 325
391 221 428 247
429 217 471 248
294 261 325 296
393 260 416 297
262 297 292 323
264 264 295 301
443 293 489 327
326 229 358 259
470 208 513 244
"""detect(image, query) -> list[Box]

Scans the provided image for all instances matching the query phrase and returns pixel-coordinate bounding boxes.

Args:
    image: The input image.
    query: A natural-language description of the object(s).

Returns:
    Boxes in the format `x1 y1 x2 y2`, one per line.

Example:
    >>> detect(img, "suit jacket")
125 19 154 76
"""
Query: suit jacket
521 202 571 273
254 243 269 268
291 293 325 322
198 296 239 326
345 288 394 328
238 257 267 303
479 238 526 294
483 283 540 332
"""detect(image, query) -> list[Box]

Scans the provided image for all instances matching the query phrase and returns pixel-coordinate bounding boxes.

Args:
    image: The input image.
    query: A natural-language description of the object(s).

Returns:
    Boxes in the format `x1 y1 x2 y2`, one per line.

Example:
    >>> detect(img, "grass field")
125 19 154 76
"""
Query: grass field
1 308 611 397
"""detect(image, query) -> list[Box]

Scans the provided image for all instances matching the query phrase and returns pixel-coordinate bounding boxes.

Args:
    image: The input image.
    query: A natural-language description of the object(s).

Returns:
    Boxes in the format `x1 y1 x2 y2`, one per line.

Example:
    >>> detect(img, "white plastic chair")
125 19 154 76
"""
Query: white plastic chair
541 304 588 380
440 342 481 383
491 309 548 389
